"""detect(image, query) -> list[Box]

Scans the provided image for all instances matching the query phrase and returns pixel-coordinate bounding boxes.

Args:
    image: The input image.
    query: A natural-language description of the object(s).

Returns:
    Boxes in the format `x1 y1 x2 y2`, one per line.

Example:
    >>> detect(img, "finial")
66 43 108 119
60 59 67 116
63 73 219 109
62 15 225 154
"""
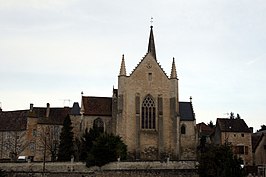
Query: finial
190 96 192 103
150 17 153 27
81 91 84 96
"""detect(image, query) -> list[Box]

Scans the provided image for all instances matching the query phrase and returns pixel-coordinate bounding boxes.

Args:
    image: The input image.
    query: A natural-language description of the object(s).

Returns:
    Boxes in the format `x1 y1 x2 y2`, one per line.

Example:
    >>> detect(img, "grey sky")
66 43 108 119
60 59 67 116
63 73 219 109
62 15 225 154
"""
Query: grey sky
0 0 266 131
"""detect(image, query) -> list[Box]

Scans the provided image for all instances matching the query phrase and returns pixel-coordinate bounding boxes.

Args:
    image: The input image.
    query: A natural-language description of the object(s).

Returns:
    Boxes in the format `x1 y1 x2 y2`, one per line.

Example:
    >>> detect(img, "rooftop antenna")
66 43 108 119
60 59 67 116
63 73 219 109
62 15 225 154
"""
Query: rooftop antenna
63 99 71 107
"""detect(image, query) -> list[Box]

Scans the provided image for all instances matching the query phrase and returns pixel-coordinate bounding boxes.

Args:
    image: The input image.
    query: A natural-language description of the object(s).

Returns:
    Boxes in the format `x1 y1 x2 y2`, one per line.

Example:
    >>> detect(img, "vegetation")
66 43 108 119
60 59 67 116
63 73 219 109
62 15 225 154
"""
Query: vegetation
57 115 74 161
197 142 244 177
78 128 102 161
39 125 60 161
208 120 215 128
229 112 241 119
0 169 6 177
257 124 266 132
86 133 127 167
4 131 28 161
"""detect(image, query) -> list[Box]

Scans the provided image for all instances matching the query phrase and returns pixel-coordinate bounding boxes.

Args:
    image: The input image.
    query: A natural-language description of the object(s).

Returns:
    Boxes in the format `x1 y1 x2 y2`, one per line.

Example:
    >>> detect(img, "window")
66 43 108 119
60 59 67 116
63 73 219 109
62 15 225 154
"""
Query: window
241 133 244 137
235 145 245 154
148 73 152 81
141 95 156 129
181 124 186 134
93 118 104 132
245 146 248 155
32 129 37 137
29 142 35 152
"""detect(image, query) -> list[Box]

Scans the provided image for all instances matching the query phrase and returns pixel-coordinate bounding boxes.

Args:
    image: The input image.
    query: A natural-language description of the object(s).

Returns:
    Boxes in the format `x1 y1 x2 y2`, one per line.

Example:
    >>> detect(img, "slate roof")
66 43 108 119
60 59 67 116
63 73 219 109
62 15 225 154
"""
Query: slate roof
0 103 80 130
0 110 28 131
82 96 112 116
179 102 195 121
252 133 263 152
216 118 251 133
71 102 81 115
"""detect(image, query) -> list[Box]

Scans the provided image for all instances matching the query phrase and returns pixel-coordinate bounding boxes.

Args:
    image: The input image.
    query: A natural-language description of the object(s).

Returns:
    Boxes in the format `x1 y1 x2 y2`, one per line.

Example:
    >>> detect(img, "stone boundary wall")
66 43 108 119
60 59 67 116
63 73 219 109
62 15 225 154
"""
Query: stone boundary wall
0 161 198 177
99 161 197 170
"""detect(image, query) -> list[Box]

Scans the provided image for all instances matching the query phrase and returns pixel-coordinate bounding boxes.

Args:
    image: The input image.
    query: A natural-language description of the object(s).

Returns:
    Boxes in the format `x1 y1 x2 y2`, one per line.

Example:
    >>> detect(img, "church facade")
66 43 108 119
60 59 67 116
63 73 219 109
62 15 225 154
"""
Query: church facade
79 26 197 161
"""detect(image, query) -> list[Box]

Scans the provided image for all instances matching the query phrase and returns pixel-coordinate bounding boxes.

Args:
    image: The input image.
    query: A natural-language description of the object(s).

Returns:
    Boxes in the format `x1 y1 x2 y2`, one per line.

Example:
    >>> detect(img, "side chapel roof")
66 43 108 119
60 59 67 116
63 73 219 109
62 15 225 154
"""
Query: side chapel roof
82 96 112 116
179 102 195 121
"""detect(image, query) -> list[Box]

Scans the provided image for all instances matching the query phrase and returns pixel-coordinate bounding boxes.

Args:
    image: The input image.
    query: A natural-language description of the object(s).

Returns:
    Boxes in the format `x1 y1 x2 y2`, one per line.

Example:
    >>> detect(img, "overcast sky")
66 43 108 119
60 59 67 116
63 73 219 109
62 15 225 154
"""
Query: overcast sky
0 0 265 131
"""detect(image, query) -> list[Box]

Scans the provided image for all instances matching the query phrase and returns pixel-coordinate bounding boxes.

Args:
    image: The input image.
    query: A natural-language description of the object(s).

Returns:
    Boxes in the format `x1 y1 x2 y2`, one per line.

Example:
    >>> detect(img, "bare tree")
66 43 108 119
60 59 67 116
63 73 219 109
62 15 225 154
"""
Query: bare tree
1 131 28 161
37 125 61 161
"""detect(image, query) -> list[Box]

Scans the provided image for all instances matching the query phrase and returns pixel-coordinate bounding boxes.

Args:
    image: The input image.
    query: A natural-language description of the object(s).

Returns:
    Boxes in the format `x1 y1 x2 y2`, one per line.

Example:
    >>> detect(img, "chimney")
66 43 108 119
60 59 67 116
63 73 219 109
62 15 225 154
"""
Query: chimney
249 127 253 133
30 103 34 112
46 103 50 118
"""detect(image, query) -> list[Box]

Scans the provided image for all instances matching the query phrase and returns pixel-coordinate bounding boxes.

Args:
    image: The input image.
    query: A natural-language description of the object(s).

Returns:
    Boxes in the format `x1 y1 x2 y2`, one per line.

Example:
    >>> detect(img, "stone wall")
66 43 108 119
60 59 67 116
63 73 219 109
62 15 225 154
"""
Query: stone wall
0 161 198 177
221 132 253 165
179 121 197 160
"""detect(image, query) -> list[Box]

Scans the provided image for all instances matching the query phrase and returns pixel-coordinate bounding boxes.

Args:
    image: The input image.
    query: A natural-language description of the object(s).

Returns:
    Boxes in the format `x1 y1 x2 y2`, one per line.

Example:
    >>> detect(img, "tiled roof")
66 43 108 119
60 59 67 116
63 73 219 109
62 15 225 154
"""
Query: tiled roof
82 96 112 116
0 110 28 131
35 107 71 125
197 122 214 136
179 102 195 121
216 118 251 133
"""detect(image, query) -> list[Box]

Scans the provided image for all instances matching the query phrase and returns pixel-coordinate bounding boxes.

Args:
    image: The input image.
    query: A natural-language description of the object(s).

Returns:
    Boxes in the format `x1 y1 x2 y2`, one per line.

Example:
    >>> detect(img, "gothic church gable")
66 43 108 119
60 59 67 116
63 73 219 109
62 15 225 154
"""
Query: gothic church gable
127 53 170 93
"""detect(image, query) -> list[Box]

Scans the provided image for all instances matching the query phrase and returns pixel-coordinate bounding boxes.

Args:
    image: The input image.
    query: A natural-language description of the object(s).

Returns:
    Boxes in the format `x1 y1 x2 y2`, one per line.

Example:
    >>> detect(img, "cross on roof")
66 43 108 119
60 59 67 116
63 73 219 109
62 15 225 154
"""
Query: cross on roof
150 17 153 26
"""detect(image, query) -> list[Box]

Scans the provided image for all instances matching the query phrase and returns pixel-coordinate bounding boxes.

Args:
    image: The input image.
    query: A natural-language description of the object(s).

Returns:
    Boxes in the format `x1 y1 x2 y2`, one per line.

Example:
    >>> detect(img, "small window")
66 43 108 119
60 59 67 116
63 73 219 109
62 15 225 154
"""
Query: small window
241 133 244 137
29 142 35 152
181 125 186 134
245 146 248 155
264 145 266 150
148 73 152 81
236 145 244 154
234 134 236 137
32 129 37 137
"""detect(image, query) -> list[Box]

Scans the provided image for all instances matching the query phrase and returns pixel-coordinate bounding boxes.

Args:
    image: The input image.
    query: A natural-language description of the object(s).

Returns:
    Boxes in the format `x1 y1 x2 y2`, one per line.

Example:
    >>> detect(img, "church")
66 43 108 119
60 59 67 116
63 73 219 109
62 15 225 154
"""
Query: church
79 25 197 161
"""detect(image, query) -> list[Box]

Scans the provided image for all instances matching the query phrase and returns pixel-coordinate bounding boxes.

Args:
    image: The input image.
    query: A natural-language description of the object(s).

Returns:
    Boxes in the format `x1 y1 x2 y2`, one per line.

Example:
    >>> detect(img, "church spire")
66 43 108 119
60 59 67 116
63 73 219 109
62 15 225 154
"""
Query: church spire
170 57 177 79
119 54 126 76
147 25 157 60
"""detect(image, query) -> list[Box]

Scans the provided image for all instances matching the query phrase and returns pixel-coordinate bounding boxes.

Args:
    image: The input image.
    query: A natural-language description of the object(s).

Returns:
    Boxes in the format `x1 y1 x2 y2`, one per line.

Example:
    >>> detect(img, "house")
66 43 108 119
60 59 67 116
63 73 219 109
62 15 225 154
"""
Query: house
213 118 253 165
0 103 80 161
196 122 214 144
0 110 28 161
252 130 266 166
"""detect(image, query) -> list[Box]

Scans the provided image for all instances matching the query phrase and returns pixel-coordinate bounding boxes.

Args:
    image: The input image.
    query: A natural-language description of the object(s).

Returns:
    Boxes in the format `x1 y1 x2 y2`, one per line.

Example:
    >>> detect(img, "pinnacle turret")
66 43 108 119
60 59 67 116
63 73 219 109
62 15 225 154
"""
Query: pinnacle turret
170 57 177 79
119 54 127 76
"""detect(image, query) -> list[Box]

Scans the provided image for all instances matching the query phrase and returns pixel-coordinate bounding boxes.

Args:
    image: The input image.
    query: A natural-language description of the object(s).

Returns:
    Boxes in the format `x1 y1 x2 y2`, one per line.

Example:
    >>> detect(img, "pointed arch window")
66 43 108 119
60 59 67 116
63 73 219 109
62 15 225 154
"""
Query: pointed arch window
141 95 156 129
93 118 104 133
